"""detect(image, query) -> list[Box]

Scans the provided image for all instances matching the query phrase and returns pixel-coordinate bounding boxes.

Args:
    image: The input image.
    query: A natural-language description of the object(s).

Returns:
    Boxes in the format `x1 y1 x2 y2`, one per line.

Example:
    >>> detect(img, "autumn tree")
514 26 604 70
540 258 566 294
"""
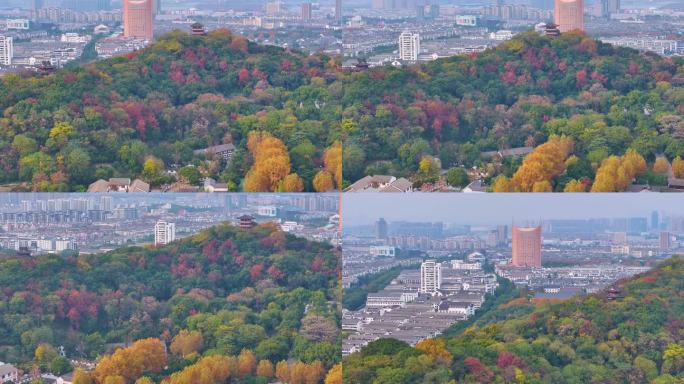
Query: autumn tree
275 361 290 383
279 173 305 192
237 349 257 378
170 330 204 359
92 338 167 383
324 363 342 384
591 150 647 192
244 132 296 192
416 338 453 365
563 179 586 192
322 142 342 188
256 360 274 378
672 156 684 178
165 355 232 384
508 136 574 192
652 157 669 174
312 170 335 192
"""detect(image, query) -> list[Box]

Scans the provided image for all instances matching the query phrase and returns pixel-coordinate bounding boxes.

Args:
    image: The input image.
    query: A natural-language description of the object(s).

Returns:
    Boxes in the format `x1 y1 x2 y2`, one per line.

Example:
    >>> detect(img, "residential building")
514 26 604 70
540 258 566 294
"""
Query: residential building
154 220 176 246
511 225 542 267
420 260 441 293
0 363 19 384
375 218 388 239
554 0 583 32
124 0 153 40
0 35 13 65
301 2 312 20
399 31 420 61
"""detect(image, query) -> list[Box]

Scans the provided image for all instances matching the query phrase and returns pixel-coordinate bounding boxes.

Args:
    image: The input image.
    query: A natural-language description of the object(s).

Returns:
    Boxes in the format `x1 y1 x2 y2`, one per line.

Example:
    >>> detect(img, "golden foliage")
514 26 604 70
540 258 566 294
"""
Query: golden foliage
169 330 204 358
416 338 453 365
652 157 669 174
164 355 232 384
563 179 586 192
508 136 574 192
92 338 167 384
256 360 274 378
673 156 684 178
323 141 342 189
244 131 295 192
313 170 335 192
591 149 647 192
324 363 342 384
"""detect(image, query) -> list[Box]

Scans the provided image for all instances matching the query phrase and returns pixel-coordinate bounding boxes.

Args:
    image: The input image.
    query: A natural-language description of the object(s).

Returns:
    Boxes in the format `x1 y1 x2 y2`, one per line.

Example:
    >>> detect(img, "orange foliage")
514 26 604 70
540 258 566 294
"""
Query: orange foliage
313 170 335 192
163 355 232 384
673 156 684 178
508 136 574 192
92 338 167 384
416 338 453 365
323 141 342 189
244 132 296 192
652 157 669 174
237 349 257 378
324 363 342 384
169 330 204 358
591 149 647 192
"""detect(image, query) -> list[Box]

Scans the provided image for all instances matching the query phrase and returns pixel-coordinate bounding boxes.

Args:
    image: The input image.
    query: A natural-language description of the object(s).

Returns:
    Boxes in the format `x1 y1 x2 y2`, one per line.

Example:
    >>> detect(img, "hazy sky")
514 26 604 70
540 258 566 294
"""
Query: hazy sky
342 194 684 226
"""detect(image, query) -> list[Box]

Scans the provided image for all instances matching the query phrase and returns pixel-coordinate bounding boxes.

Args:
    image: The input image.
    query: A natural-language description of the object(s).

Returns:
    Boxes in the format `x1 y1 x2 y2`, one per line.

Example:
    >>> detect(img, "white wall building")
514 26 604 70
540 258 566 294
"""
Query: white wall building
399 31 420 61
420 260 442 293
370 245 395 257
154 220 176 246
0 35 13 66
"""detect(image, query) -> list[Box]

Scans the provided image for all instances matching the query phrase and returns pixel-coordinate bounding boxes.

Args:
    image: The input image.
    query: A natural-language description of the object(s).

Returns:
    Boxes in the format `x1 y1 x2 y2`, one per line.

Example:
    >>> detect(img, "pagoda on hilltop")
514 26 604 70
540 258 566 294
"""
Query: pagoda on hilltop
191 22 206 36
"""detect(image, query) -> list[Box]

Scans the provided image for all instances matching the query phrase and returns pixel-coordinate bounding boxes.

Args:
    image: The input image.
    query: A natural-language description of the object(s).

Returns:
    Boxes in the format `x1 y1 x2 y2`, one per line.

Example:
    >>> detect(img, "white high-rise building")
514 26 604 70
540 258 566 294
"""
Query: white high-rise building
0 35 13 65
154 220 176 246
399 31 420 61
420 260 441 293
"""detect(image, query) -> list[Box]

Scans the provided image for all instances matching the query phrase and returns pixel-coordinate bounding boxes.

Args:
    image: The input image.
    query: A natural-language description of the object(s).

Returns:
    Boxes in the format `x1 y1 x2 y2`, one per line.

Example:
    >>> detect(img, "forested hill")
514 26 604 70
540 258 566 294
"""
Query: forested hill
0 29 342 191
341 31 684 192
344 256 684 383
0 222 342 383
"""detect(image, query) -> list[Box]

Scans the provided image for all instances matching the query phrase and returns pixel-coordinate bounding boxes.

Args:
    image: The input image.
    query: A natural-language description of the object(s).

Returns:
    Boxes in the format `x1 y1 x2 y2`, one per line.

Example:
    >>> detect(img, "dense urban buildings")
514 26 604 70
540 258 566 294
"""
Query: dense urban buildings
554 0 584 32
123 0 153 40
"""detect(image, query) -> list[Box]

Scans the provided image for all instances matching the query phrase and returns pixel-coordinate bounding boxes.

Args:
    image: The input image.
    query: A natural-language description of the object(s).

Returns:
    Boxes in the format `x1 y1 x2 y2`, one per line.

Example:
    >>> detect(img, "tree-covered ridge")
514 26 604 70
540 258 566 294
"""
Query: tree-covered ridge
344 256 684 383
0 29 341 191
0 222 342 383
340 31 684 191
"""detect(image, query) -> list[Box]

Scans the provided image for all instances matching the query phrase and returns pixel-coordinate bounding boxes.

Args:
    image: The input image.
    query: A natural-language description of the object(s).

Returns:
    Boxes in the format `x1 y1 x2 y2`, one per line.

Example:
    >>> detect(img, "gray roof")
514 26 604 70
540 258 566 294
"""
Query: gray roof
380 178 413 193
129 179 150 192
0 363 18 375
193 143 236 155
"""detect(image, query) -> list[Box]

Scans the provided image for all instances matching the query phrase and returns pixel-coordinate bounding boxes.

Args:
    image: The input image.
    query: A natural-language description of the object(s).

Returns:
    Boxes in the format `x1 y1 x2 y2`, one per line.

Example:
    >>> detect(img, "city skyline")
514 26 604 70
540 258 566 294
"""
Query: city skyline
343 194 684 226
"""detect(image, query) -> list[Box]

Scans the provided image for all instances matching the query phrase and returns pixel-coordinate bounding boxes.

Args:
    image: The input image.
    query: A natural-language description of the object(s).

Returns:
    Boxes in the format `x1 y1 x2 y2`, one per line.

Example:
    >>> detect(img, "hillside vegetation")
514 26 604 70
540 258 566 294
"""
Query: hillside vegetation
340 31 684 191
344 256 684 383
0 222 342 383
0 29 342 191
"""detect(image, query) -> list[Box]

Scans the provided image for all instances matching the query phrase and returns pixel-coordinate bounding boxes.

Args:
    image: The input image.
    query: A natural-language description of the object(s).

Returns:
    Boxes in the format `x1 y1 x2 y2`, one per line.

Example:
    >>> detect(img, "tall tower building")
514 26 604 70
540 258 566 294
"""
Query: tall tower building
335 0 342 24
0 35 13 66
155 220 176 246
375 218 388 239
154 0 162 14
511 225 542 267
651 210 659 230
554 0 584 33
660 232 672 251
398 31 420 61
420 260 441 293
301 2 312 20
124 0 154 40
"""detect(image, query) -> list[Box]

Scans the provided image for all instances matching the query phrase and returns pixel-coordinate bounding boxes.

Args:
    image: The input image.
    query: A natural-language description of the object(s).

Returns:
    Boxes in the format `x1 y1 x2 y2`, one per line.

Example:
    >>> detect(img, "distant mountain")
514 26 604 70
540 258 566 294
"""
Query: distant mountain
0 30 341 191
344 256 684 383
0 222 341 383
